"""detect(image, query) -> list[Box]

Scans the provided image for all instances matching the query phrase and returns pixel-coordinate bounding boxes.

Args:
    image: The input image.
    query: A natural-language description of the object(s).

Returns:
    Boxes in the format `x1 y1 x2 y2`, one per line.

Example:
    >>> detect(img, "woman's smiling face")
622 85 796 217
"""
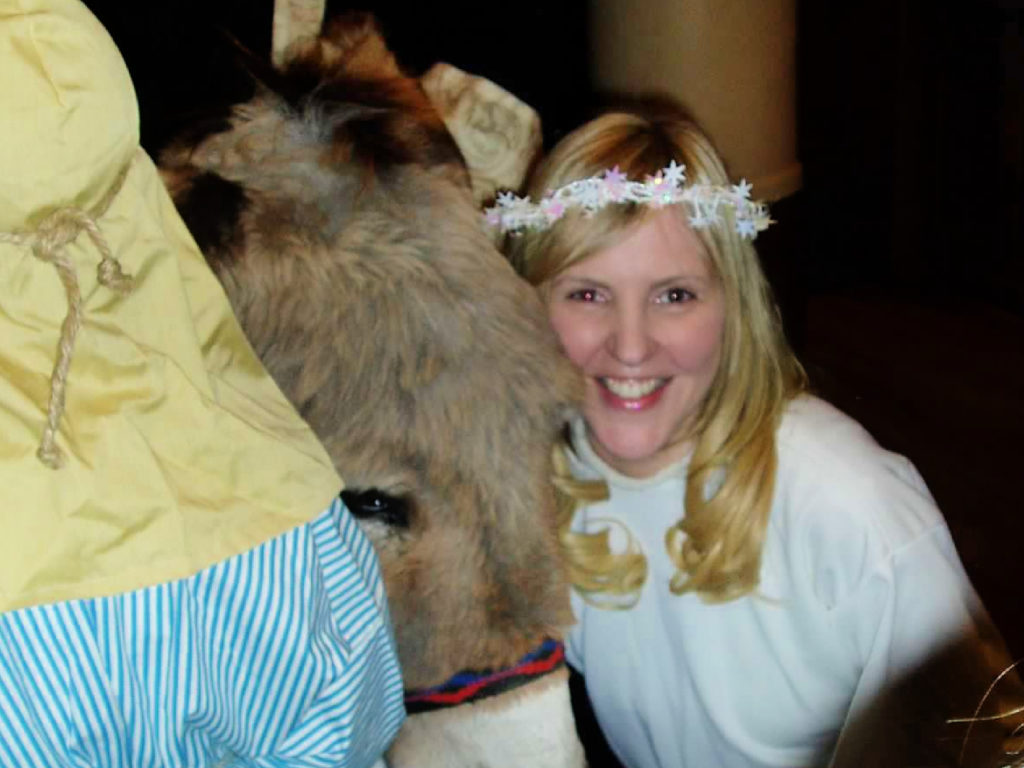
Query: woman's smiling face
546 208 726 477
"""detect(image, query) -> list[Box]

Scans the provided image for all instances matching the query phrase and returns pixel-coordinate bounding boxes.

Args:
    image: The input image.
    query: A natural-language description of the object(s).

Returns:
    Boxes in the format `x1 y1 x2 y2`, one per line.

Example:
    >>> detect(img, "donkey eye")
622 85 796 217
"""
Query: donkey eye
340 489 411 528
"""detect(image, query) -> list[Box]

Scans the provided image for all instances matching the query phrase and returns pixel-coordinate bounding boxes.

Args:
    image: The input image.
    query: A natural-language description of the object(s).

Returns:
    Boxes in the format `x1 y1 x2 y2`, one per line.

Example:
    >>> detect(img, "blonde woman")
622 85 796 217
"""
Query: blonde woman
498 108 1020 767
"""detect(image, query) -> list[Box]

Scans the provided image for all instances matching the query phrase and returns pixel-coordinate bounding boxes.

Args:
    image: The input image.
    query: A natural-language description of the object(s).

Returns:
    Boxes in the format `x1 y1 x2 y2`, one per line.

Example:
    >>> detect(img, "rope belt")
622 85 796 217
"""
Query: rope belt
404 637 566 715
0 165 134 468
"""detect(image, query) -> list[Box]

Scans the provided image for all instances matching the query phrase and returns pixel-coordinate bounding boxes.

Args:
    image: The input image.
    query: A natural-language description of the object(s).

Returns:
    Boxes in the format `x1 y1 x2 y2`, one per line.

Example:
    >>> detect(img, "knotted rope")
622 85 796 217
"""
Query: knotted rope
0 165 134 468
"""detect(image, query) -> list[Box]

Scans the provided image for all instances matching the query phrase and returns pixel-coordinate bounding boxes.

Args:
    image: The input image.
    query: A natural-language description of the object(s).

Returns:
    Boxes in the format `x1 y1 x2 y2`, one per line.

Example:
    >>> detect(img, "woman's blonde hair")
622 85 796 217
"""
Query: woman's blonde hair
509 108 807 603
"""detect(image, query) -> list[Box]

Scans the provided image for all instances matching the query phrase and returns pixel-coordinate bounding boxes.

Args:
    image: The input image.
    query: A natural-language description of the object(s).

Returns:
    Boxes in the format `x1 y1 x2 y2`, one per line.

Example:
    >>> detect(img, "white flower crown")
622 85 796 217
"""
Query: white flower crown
484 161 773 240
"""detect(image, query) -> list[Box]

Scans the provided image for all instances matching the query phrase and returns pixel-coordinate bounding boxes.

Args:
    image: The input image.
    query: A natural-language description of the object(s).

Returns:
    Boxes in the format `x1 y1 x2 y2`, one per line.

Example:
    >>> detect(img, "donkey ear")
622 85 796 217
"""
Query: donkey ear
272 4 400 80
420 62 543 204
272 0 326 67
314 12 402 80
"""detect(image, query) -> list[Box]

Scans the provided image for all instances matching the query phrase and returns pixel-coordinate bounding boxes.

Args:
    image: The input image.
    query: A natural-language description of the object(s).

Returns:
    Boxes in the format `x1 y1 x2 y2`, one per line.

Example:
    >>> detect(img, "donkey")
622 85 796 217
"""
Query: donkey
159 14 585 768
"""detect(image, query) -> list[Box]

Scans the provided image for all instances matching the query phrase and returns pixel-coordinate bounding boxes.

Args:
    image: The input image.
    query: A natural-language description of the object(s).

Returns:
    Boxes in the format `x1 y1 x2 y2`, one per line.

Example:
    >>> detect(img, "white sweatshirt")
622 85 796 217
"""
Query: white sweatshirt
566 396 995 768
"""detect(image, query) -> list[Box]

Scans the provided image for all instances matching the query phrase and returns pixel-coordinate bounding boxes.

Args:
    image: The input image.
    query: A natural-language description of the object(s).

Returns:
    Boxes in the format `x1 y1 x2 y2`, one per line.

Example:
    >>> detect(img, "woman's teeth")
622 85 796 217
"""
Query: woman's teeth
601 378 664 399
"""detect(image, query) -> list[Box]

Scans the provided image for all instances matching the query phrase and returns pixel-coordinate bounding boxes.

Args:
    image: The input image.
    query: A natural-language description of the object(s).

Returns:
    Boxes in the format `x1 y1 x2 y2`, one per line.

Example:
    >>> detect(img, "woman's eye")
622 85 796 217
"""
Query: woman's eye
657 287 695 304
567 288 602 302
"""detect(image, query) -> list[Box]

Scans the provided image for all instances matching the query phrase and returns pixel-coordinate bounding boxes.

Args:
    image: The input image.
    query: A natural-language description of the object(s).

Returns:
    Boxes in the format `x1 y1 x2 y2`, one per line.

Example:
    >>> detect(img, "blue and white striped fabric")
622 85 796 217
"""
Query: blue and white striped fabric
0 497 405 767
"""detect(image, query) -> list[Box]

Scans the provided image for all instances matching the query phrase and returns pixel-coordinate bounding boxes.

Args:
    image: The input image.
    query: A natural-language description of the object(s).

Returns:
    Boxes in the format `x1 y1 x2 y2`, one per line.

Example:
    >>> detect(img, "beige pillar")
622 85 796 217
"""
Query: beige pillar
589 0 801 201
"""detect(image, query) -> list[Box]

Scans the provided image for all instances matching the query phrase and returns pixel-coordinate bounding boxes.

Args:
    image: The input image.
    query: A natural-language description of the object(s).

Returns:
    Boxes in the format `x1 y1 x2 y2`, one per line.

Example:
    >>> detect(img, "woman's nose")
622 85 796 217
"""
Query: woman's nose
608 306 654 365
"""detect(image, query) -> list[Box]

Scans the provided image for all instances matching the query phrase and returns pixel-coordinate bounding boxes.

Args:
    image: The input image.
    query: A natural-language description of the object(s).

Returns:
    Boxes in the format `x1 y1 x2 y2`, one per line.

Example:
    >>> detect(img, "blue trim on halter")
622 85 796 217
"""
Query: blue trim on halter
404 638 565 714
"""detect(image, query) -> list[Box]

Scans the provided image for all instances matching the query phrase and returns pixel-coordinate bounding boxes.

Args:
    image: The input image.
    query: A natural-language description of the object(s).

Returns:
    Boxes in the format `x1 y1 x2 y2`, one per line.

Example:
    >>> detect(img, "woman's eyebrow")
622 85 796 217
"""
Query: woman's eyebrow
550 274 614 291
650 273 714 290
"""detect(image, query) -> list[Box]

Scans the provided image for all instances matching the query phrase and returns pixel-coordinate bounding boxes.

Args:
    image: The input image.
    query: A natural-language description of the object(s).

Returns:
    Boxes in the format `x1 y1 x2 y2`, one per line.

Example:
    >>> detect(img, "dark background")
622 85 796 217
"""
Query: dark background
793 0 1024 660
86 0 1024 747
83 0 1024 314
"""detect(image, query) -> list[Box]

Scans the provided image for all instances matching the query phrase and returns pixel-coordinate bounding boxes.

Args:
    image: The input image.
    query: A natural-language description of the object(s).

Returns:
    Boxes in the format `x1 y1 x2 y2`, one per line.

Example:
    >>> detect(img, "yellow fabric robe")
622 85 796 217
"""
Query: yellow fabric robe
0 0 342 612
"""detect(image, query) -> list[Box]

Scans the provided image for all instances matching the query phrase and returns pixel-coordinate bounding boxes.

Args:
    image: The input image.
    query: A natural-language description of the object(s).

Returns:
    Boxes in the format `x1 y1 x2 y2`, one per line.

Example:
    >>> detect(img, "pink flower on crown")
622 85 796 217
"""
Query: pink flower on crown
602 166 629 202
541 198 566 222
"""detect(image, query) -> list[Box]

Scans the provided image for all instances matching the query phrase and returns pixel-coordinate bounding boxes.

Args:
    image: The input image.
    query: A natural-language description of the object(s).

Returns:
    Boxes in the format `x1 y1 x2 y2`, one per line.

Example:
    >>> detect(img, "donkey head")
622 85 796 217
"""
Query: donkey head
160 13 581 708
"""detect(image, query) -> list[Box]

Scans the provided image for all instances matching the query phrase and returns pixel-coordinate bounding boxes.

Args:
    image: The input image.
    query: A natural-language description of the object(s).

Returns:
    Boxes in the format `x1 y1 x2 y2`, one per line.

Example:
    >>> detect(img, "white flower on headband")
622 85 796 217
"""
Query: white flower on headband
484 162 773 240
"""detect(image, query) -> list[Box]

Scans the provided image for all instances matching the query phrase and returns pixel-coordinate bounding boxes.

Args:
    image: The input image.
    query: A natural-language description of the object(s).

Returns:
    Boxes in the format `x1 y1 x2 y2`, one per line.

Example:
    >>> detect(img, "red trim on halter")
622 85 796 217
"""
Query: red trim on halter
404 638 565 714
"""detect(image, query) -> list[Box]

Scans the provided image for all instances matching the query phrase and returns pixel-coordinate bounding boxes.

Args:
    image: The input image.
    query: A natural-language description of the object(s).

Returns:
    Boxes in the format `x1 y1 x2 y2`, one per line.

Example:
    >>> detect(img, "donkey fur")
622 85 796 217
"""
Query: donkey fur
160 14 580 690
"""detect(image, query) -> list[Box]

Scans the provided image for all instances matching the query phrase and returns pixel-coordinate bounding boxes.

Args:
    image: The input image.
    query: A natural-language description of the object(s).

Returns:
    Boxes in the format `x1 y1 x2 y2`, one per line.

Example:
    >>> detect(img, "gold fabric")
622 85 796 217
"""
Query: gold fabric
0 0 342 612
